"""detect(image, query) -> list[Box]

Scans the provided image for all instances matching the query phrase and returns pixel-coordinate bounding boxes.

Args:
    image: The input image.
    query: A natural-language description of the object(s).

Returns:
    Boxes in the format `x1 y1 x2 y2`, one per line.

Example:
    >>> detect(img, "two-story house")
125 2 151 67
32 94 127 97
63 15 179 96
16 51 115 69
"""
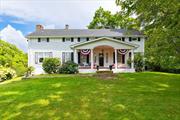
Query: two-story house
26 24 145 74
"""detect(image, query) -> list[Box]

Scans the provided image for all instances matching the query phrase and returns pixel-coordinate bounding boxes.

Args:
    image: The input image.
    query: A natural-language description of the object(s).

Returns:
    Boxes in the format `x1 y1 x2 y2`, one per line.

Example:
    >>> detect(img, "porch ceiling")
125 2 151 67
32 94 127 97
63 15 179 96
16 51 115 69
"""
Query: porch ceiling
71 37 139 49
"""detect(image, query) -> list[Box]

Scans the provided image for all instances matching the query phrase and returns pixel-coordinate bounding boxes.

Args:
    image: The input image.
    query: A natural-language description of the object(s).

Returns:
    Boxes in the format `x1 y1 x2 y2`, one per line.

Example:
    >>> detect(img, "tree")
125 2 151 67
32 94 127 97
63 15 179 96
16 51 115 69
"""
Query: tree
116 0 180 72
0 40 27 76
87 7 139 29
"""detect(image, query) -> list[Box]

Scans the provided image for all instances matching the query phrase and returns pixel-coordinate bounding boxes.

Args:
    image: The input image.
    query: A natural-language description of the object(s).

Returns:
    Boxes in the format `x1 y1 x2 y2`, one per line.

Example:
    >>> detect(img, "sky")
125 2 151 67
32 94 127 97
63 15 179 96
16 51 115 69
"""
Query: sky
0 0 119 52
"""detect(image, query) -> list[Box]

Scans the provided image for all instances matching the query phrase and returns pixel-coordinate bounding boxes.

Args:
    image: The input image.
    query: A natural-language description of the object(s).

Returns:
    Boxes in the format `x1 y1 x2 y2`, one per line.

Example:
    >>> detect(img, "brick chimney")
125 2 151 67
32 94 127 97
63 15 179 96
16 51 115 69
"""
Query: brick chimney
36 24 44 31
65 24 69 30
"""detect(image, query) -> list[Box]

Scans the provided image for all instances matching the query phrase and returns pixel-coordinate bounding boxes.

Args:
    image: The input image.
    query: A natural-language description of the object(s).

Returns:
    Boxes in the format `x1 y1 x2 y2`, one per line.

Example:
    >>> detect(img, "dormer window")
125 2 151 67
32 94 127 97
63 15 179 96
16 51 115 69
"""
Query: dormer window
78 37 80 42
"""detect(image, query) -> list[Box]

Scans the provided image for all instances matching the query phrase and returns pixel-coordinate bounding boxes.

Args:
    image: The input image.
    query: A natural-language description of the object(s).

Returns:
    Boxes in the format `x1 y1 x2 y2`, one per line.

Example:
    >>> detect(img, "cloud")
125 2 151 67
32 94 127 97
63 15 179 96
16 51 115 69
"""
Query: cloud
11 20 26 24
0 0 119 28
0 24 28 52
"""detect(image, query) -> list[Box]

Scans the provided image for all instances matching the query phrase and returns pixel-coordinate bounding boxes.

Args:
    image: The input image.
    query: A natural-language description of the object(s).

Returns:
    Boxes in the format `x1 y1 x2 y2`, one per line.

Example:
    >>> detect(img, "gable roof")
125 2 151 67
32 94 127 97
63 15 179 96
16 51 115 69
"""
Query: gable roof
26 29 144 38
71 37 139 48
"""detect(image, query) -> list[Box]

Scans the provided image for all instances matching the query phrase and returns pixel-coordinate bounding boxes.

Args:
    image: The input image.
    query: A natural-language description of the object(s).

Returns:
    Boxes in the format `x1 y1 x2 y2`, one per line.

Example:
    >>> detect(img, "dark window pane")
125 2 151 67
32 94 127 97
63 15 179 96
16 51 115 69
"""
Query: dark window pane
78 37 80 42
71 38 74 42
86 37 89 41
122 55 125 64
122 37 125 41
138 37 141 41
78 52 81 63
87 54 89 63
47 38 49 42
129 37 132 42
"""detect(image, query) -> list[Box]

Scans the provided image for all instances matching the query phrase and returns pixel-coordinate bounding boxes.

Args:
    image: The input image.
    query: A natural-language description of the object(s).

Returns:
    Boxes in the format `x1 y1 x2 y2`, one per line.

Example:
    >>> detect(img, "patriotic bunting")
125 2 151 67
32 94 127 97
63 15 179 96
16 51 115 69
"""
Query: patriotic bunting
118 49 129 54
81 49 91 55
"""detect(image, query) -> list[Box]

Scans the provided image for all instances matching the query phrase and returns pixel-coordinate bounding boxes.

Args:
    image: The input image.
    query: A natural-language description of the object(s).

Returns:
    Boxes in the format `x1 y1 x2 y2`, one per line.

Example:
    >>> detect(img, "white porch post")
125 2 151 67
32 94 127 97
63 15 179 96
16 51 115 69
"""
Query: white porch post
91 49 94 69
131 49 134 69
115 49 118 70
73 49 78 64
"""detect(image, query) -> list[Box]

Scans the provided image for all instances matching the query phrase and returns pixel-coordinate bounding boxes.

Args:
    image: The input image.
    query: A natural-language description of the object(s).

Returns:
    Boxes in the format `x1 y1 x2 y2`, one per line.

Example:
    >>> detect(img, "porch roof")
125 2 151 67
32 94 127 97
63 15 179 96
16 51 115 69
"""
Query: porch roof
71 37 139 49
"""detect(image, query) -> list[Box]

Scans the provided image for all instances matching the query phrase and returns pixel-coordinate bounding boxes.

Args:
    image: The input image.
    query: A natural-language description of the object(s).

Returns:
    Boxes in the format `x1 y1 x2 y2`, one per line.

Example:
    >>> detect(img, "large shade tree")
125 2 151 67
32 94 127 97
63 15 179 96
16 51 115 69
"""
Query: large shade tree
87 7 139 29
116 0 180 72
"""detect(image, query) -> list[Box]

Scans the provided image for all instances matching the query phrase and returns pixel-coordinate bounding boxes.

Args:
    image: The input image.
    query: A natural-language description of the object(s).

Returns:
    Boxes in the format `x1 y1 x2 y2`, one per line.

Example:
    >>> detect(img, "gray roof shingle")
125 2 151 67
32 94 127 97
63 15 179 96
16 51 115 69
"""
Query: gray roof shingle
26 29 144 38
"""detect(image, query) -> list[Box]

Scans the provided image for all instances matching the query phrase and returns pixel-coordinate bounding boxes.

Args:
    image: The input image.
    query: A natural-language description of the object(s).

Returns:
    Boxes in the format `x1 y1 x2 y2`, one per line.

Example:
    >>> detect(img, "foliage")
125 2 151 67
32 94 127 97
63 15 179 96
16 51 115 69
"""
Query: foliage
128 53 144 72
0 66 16 81
25 66 35 77
0 40 27 76
42 58 60 74
58 61 78 74
0 72 180 119
87 7 139 29
116 0 180 73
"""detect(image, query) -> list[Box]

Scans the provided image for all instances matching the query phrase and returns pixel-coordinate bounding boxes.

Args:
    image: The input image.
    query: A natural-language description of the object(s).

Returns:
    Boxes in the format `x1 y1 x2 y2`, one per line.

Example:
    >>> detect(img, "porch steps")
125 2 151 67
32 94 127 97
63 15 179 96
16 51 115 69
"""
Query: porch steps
95 70 115 80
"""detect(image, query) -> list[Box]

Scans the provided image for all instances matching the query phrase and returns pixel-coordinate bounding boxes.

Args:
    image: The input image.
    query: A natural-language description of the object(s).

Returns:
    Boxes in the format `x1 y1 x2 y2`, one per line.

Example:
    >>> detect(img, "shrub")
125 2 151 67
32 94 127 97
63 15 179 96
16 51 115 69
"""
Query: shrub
128 53 144 72
58 61 78 74
0 66 16 81
42 58 60 74
25 66 35 77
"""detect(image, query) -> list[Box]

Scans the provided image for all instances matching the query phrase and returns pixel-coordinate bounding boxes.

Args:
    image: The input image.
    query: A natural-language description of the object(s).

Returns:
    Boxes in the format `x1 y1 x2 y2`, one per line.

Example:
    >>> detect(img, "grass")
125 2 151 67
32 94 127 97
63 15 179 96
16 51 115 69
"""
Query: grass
0 72 179 120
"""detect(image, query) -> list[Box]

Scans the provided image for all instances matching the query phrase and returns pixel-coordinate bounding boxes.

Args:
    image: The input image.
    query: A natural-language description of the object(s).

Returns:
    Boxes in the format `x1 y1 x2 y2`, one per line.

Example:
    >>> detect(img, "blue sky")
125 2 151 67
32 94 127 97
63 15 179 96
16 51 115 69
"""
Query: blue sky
0 0 118 52
0 15 35 35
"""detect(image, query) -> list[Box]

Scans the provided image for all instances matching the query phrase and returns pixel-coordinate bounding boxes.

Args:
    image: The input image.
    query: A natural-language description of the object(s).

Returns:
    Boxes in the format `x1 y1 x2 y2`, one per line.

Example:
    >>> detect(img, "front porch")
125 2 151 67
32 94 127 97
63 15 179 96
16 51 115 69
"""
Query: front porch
71 37 138 73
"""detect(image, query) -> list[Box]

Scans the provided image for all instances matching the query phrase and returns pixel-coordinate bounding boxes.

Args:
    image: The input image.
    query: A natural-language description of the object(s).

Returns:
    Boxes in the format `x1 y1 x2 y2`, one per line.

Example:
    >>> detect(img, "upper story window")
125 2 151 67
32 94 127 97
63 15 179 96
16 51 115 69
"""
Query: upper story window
129 37 132 42
132 38 137 41
38 38 49 42
86 37 89 41
62 37 73 42
78 37 80 42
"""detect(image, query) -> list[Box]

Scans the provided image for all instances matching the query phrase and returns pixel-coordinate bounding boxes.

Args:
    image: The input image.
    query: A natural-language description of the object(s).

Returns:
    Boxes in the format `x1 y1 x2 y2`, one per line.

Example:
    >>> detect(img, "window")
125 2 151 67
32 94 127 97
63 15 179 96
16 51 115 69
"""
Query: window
71 38 74 42
47 38 49 42
62 38 65 42
86 37 89 41
35 52 53 64
38 38 41 42
132 38 137 41
78 37 80 42
129 37 132 42
122 37 125 41
138 37 141 41
62 52 73 63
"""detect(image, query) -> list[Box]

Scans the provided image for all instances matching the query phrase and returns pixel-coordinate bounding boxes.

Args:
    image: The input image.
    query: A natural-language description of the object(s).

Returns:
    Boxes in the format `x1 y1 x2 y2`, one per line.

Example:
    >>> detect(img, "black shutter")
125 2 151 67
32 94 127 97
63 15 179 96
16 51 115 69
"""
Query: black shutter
87 54 89 63
138 37 141 41
38 38 41 42
122 37 125 41
78 37 80 42
71 38 74 42
47 38 49 42
113 52 115 64
78 52 80 63
62 37 65 42
71 52 74 61
86 37 89 41
129 37 132 42
122 55 125 64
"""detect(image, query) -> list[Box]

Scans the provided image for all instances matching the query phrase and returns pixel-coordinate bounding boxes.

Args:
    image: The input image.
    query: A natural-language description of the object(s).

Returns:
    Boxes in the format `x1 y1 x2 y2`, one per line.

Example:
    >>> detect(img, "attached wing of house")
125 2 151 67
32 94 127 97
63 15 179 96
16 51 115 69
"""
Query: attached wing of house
26 25 145 74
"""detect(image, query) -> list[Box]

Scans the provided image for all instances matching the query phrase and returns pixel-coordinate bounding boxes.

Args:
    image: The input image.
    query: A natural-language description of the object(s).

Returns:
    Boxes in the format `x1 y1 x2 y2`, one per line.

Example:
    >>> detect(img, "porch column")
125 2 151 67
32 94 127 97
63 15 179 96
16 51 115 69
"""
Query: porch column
115 49 118 70
91 49 94 69
73 49 78 64
131 49 134 69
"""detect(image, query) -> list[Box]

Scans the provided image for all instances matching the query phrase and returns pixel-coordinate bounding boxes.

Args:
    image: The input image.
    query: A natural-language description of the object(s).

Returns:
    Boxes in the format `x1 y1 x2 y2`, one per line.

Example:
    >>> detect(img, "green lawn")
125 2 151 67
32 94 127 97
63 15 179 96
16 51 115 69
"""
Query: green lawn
0 72 179 120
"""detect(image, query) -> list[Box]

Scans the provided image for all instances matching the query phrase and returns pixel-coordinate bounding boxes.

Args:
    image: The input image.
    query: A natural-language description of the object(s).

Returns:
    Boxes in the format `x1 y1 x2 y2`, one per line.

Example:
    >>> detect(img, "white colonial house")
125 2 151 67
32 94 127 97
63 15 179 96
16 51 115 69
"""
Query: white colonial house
27 25 145 74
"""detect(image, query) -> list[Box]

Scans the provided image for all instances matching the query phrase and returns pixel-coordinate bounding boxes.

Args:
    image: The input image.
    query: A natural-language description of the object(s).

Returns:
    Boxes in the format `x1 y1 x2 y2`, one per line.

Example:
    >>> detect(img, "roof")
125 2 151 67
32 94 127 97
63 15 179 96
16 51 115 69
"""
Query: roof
26 29 144 38
71 37 139 48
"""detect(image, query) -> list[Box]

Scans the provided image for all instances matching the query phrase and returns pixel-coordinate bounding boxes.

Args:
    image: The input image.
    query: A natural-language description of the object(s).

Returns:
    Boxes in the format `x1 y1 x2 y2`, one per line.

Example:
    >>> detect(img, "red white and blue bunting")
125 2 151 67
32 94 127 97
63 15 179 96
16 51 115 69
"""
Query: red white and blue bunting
118 49 129 54
81 49 91 55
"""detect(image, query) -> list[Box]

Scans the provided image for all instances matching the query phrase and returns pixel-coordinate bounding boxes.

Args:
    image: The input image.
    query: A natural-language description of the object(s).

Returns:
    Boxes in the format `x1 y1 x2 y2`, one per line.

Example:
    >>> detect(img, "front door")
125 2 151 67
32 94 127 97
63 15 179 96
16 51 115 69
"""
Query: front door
99 53 104 66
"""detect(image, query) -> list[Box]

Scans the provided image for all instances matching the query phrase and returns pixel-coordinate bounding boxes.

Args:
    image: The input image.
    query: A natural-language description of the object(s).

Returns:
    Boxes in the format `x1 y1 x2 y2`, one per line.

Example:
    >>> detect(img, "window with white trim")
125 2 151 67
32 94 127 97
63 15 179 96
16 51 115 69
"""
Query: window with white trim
35 52 53 64
62 52 73 63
